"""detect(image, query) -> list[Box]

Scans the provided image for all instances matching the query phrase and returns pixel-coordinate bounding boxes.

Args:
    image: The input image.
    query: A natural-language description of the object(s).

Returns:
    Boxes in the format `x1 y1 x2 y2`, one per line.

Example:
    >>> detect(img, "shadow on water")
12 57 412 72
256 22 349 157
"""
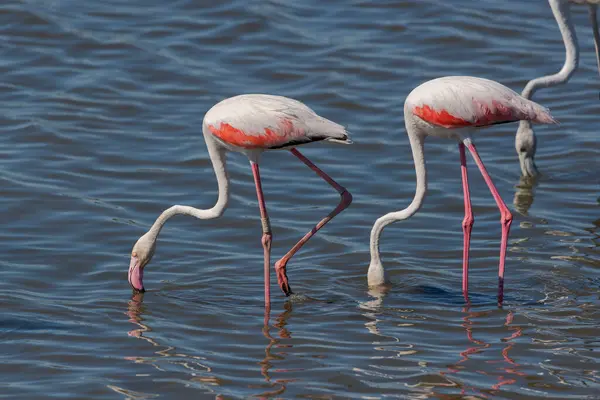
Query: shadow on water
364 275 500 307
407 284 497 306
0 316 70 338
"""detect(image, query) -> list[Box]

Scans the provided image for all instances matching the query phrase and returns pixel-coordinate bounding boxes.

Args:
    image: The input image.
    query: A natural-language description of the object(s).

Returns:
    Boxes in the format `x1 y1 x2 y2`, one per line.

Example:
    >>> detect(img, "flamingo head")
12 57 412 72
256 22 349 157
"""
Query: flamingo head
515 120 539 177
128 232 156 292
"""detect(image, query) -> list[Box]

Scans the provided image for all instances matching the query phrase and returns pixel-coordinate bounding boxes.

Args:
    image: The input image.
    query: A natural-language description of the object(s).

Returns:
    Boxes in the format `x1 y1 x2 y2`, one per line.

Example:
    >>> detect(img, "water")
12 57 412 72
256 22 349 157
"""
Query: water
0 0 599 398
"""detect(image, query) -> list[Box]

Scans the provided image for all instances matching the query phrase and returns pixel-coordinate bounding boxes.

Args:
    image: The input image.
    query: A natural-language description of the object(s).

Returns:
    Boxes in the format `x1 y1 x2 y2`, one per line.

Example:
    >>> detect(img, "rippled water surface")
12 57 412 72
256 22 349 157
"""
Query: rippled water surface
1 0 599 398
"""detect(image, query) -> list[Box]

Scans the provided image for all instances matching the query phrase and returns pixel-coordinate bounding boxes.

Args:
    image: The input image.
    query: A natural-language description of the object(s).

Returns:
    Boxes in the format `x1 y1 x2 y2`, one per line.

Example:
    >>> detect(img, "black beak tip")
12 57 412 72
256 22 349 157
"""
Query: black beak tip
129 283 145 293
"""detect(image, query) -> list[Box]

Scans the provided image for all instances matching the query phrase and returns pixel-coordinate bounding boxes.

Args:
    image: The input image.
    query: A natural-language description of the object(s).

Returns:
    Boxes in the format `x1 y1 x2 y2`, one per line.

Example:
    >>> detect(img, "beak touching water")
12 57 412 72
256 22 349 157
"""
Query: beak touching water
128 255 145 292
519 154 539 178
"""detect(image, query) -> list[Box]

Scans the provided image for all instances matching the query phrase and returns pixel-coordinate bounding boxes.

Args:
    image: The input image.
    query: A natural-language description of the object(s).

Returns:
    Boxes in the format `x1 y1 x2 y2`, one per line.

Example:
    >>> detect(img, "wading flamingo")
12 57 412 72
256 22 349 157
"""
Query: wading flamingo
516 0 600 176
367 76 556 302
128 95 352 307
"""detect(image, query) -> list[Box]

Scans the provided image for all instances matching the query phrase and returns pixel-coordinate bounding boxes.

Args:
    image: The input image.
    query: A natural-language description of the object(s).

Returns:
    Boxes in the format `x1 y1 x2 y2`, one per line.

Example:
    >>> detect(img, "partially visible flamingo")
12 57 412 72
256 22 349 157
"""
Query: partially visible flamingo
128 94 353 307
367 76 556 302
516 0 600 177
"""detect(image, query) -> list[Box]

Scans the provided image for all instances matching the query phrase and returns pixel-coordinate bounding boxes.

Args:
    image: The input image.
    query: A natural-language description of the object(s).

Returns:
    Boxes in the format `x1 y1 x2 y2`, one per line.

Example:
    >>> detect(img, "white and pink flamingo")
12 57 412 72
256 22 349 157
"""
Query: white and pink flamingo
516 0 600 176
128 95 352 307
128 77 556 305
367 76 556 302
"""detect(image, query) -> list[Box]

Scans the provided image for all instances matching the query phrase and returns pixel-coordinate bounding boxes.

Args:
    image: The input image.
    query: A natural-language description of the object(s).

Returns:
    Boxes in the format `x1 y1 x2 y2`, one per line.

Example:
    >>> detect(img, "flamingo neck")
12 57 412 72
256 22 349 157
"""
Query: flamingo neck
589 4 600 76
522 0 578 99
368 116 427 286
147 137 229 243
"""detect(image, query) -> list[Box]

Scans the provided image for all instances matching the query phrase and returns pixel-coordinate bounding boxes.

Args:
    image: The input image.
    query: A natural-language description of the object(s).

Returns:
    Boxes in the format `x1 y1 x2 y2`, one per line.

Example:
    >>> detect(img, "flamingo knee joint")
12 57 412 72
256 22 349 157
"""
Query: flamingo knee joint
462 216 474 229
261 232 272 249
501 212 513 226
340 189 353 206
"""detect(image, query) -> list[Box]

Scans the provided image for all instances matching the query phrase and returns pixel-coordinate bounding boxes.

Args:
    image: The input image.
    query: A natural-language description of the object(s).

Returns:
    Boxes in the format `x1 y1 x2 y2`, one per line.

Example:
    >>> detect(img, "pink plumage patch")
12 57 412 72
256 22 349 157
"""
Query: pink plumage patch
208 119 301 149
413 105 471 128
414 101 522 129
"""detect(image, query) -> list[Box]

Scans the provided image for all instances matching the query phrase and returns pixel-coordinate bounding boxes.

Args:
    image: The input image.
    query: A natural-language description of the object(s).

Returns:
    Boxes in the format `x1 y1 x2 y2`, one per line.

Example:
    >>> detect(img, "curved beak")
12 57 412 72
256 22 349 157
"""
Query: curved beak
519 154 539 178
128 256 145 292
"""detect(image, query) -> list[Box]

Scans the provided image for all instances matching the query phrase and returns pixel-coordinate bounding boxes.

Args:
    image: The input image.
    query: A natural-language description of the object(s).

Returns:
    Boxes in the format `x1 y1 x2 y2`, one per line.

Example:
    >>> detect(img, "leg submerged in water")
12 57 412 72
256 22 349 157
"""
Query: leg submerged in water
464 139 513 303
251 162 272 309
459 143 474 298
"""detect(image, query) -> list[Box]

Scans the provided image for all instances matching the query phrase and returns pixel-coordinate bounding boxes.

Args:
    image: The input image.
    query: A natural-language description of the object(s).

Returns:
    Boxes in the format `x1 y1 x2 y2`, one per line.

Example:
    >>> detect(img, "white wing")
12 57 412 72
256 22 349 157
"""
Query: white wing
203 94 349 149
406 76 556 128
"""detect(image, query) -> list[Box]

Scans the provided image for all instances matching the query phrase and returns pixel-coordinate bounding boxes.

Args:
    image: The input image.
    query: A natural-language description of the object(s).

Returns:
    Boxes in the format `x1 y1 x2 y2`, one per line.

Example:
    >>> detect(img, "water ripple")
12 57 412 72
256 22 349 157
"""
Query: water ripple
0 0 598 398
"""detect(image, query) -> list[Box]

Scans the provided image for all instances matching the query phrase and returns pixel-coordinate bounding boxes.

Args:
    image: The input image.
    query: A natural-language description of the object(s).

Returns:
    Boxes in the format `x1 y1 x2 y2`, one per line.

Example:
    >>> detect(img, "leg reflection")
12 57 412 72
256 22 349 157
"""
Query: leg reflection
441 303 525 396
490 311 526 391
255 302 294 398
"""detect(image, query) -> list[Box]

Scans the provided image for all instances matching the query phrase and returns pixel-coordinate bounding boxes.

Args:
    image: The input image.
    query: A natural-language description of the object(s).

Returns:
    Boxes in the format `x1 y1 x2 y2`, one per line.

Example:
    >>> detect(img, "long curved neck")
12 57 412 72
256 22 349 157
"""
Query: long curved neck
368 114 427 284
589 4 600 76
522 0 578 99
147 138 229 242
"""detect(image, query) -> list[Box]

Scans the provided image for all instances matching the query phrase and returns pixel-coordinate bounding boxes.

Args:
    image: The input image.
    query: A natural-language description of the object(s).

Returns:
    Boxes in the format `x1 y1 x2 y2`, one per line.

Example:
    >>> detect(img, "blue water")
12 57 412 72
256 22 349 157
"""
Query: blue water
0 0 598 398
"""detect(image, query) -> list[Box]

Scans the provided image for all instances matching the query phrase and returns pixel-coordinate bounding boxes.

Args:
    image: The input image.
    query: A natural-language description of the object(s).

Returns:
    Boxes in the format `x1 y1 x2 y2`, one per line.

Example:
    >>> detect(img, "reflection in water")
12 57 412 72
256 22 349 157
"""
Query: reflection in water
360 286 391 338
513 176 538 215
254 302 295 398
360 286 418 358
441 304 525 397
359 287 389 336
125 294 296 398
358 289 528 397
124 293 219 393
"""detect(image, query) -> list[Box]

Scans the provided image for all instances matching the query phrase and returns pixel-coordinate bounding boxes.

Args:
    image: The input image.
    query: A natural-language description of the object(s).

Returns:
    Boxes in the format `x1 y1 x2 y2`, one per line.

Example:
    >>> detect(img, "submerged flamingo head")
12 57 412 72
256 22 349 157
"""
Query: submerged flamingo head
128 232 156 292
515 120 539 177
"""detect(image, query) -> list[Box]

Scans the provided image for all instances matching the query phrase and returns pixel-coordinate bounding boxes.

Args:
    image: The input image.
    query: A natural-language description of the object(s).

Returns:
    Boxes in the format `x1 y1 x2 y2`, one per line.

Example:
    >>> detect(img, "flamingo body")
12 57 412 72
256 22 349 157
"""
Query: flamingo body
129 94 352 305
368 76 556 302
204 94 350 156
409 77 555 133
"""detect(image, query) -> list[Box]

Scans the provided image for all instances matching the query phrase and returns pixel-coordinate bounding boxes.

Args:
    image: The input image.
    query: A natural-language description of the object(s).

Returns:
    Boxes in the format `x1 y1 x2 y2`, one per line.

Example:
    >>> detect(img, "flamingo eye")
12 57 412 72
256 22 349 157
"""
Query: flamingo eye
132 252 137 257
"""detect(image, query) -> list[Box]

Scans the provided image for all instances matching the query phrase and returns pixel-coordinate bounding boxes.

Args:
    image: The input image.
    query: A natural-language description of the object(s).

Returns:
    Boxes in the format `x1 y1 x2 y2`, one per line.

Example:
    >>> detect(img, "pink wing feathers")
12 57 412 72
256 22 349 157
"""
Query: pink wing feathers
203 94 350 150
407 76 557 129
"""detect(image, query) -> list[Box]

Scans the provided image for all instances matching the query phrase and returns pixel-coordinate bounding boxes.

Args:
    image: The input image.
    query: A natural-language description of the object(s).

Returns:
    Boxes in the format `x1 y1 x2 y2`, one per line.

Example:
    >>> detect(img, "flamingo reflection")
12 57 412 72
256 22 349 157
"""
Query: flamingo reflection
513 176 537 216
441 303 525 397
360 286 420 362
125 293 220 388
253 302 295 398
126 293 297 398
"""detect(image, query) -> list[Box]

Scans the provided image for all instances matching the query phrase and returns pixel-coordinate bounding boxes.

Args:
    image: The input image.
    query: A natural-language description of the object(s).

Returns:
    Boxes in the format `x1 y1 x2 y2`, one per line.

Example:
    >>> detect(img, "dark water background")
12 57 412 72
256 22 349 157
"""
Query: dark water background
0 0 599 398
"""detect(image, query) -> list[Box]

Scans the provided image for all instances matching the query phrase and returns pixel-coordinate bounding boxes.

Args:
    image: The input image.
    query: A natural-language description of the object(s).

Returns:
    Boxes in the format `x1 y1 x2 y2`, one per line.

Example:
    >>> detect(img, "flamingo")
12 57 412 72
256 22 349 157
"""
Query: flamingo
367 76 556 302
516 0 600 176
128 94 353 307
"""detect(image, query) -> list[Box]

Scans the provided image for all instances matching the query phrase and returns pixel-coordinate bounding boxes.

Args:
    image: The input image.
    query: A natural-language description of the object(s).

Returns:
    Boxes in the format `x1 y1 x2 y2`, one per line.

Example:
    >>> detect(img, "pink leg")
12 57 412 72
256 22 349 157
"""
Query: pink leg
251 162 272 310
459 143 474 298
464 140 513 303
274 148 353 296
